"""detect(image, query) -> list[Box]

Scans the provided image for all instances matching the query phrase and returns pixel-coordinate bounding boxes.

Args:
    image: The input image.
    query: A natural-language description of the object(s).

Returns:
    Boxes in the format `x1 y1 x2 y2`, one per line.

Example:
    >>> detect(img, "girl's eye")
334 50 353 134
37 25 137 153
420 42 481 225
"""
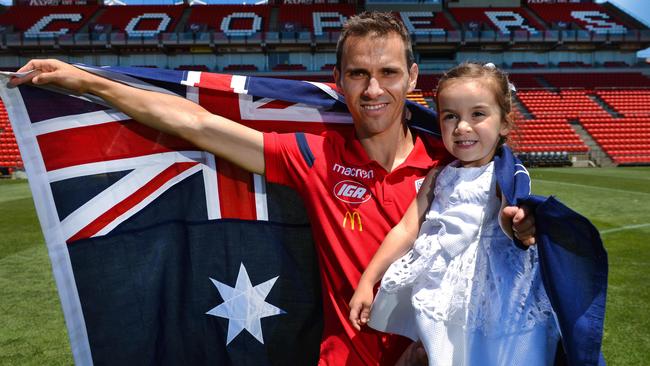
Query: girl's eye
443 114 457 121
472 111 485 118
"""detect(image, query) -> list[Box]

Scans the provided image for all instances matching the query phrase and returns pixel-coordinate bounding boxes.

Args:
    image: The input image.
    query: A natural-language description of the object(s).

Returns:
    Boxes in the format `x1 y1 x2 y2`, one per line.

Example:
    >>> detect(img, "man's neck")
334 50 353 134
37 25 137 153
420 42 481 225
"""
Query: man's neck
358 123 415 173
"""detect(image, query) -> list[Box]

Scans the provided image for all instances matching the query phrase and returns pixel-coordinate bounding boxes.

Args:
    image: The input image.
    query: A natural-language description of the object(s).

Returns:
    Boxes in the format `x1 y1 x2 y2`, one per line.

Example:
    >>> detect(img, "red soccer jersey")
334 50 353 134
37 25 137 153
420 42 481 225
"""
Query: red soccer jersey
264 128 451 365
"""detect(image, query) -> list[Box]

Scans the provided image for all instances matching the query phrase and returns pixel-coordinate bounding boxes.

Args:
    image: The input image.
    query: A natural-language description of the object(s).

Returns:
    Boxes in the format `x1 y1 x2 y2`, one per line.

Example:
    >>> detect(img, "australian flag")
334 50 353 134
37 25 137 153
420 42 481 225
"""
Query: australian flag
0 66 360 365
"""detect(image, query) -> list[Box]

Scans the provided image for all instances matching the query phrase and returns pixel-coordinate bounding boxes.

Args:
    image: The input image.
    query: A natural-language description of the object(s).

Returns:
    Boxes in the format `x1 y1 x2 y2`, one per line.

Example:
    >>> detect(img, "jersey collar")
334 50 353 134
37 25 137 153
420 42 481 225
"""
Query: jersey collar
341 129 441 172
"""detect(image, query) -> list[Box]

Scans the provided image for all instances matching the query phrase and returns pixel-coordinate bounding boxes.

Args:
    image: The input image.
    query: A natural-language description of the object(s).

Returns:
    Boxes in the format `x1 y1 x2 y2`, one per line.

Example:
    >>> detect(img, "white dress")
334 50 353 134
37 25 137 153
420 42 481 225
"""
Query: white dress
369 161 560 366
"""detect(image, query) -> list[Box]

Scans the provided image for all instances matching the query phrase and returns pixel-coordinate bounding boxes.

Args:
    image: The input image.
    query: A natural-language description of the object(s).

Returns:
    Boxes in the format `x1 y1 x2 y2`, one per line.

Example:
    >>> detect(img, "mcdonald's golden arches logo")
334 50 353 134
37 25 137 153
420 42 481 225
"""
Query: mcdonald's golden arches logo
342 210 363 231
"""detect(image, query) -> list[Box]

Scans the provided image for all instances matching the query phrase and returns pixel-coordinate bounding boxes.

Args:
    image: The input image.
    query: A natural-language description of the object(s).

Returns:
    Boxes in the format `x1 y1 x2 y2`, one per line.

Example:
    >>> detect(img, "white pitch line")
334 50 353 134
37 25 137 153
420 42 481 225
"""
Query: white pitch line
534 179 650 196
600 223 650 235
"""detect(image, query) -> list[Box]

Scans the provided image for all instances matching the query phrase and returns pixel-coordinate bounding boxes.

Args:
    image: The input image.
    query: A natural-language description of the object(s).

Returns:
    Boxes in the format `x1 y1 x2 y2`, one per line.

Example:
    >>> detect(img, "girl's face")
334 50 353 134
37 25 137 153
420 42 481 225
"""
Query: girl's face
437 78 510 168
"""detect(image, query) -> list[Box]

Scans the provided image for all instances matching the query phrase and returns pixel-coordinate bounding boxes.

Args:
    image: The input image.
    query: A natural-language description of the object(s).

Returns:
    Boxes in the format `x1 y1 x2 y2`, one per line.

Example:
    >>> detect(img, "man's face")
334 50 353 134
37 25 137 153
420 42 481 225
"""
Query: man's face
334 33 418 139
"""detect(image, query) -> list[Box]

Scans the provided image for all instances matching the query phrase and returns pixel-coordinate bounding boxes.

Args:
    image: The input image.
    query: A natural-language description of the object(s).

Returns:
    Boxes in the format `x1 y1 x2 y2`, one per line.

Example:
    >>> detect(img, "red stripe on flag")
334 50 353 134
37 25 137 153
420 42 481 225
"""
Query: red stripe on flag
216 159 257 220
67 162 198 243
258 99 294 109
198 85 243 122
38 121 197 171
196 72 234 92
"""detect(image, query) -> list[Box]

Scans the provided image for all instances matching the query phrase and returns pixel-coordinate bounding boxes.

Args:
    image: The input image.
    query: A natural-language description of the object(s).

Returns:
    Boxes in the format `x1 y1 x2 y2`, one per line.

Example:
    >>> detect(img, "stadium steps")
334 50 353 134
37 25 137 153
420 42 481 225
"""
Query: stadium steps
521 5 549 30
268 7 279 32
570 120 614 167
535 75 556 91
442 9 461 31
513 94 534 119
589 94 623 118
79 7 106 33
176 6 195 33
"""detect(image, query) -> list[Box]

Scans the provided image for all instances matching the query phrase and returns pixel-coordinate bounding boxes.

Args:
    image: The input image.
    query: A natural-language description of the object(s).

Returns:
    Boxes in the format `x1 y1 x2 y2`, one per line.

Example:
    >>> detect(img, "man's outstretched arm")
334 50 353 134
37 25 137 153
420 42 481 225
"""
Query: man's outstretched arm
10 59 265 175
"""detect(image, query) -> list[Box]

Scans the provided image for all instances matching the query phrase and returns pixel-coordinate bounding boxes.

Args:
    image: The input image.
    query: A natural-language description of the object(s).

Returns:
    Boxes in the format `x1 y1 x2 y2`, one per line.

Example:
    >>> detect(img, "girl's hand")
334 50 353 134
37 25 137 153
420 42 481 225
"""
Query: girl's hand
349 282 374 331
501 205 536 246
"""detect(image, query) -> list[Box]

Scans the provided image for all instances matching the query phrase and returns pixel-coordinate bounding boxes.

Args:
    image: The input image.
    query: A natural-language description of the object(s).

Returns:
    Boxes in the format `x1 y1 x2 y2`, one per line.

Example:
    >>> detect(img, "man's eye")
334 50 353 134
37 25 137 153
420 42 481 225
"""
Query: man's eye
349 71 366 78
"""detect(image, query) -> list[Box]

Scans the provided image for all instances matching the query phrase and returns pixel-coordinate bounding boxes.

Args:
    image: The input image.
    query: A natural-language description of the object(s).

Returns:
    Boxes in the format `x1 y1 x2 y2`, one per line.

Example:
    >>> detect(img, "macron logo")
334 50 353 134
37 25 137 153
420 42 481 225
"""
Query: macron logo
332 164 374 179
333 180 371 204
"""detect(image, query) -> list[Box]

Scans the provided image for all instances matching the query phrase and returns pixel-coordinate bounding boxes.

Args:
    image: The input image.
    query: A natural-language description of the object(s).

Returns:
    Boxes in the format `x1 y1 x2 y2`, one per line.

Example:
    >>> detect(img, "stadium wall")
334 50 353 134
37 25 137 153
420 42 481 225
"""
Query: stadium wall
0 49 640 72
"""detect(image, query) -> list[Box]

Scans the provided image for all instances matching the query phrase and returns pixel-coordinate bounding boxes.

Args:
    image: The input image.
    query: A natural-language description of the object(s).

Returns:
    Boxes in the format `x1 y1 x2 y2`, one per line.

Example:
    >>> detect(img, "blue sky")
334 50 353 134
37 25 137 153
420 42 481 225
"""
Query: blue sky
1 0 647 56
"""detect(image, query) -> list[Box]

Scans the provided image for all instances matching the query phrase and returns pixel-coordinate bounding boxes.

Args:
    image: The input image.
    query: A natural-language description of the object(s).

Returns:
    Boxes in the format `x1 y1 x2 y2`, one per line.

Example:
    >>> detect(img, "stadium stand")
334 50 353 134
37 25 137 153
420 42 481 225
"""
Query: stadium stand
0 5 98 35
406 91 431 108
186 5 271 34
277 4 355 34
272 63 307 71
517 89 611 119
602 61 629 68
395 10 455 34
0 100 22 170
93 5 185 36
223 64 259 72
527 2 631 33
596 89 650 117
509 74 546 89
581 117 650 164
542 72 650 89
320 63 336 71
175 64 211 71
448 7 543 33
511 62 545 69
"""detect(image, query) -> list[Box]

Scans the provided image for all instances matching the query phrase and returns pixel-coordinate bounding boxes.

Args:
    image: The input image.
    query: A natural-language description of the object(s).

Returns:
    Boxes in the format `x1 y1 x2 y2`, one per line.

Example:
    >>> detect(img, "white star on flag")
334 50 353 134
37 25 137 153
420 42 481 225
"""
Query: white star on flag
206 263 286 345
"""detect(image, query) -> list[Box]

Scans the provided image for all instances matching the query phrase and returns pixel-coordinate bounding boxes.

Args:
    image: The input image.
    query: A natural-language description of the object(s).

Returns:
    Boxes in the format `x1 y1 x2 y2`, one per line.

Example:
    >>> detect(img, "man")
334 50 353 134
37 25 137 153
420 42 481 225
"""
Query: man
12 12 533 366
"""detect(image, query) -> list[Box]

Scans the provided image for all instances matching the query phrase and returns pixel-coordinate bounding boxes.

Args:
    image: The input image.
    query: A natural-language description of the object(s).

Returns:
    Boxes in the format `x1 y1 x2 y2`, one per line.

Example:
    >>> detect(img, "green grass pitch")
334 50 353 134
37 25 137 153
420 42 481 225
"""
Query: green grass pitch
0 167 648 364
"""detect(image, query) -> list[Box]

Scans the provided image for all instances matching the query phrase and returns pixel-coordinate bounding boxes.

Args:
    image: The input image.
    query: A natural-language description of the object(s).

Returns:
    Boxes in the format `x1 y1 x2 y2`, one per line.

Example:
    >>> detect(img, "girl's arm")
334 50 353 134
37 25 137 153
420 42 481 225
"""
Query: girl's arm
349 167 439 331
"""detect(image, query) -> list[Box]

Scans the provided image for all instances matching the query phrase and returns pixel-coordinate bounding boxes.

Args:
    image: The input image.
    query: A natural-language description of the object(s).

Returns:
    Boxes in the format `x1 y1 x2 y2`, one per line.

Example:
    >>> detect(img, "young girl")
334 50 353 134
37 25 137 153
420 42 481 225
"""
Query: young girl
349 62 559 366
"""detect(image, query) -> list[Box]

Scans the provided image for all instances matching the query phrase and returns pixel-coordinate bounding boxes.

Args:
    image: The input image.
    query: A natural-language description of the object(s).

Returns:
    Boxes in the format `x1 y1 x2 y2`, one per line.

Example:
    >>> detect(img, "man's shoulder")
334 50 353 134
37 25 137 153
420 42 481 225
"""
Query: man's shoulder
299 128 351 151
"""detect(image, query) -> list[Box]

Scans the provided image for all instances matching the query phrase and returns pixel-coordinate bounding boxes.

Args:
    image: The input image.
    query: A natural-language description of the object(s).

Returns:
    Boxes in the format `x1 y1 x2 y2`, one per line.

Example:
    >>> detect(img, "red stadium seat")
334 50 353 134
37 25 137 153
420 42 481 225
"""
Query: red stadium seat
186 5 271 35
528 3 630 34
449 7 544 33
94 5 185 36
0 5 98 36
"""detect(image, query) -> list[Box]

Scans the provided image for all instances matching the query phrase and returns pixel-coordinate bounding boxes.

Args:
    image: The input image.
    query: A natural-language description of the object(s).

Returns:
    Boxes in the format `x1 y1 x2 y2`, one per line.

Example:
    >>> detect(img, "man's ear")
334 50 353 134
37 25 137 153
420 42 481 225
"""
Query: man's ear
333 67 342 90
408 63 419 93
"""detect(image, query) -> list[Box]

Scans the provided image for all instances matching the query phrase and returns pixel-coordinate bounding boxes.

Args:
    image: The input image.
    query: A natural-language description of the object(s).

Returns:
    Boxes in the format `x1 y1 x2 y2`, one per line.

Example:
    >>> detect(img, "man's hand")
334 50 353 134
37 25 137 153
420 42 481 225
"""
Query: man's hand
501 205 536 246
10 59 96 94
349 282 374 331
395 341 428 366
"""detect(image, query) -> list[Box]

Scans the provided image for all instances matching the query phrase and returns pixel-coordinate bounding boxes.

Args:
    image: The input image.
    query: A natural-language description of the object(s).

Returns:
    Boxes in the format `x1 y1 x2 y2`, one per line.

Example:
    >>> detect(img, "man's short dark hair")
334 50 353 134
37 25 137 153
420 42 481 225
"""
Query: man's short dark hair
336 12 415 72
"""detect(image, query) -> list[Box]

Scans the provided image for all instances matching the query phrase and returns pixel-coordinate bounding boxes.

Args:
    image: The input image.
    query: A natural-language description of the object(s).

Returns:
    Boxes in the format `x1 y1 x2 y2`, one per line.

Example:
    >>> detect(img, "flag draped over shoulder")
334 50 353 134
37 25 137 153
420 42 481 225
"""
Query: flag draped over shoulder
0 66 359 366
0 67 607 366
494 146 608 366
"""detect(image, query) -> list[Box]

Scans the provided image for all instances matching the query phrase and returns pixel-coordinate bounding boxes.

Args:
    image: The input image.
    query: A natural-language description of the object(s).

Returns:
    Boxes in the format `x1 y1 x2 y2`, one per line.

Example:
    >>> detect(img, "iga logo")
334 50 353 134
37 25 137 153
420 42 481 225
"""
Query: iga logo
333 180 371 204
